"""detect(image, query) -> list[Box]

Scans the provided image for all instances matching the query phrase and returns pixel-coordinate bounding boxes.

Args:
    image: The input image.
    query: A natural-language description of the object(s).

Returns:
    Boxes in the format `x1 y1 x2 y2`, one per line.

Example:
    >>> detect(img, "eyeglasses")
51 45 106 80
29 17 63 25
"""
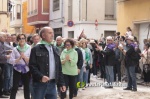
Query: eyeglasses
65 44 71 47
19 38 25 40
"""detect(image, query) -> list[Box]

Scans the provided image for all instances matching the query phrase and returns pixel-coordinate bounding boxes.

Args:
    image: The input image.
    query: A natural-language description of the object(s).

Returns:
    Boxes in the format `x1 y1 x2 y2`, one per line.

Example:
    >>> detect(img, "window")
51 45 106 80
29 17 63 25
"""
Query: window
43 0 49 13
68 31 74 38
12 6 15 20
68 0 72 20
53 0 59 11
105 0 115 20
10 13 12 21
17 4 21 19
53 28 62 39
104 31 115 38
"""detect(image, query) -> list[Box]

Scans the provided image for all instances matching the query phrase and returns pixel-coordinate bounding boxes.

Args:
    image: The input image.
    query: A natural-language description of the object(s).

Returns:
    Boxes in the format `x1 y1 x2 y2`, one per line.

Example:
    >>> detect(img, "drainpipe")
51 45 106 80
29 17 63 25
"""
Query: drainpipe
79 0 81 21
86 0 87 21
61 0 64 23
61 0 64 37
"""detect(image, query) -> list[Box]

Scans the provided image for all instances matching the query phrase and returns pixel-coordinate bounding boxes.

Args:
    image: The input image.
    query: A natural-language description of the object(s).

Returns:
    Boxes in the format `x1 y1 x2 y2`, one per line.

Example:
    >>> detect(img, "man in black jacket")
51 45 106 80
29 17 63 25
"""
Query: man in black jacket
29 27 66 99
119 36 137 91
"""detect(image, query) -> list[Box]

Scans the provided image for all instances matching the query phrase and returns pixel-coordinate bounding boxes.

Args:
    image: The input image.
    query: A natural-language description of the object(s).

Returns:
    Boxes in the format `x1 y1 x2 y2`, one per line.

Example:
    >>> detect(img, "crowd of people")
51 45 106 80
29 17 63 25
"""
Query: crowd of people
0 26 150 99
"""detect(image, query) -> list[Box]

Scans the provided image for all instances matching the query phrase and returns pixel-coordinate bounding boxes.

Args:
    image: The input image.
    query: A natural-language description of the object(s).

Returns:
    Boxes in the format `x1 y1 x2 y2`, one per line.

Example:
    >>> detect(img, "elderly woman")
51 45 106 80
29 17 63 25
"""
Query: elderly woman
60 39 78 99
9 34 31 99
80 38 93 89
140 43 150 85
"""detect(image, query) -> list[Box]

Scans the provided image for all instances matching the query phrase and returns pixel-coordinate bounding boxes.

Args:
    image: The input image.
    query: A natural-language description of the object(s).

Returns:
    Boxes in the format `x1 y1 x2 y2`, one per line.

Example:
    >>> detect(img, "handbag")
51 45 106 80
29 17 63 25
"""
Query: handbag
86 63 90 70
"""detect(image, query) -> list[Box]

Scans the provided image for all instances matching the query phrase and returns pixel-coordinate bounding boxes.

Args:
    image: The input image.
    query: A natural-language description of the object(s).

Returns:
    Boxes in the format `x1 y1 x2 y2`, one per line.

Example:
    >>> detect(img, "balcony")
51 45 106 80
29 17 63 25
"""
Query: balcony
10 19 22 28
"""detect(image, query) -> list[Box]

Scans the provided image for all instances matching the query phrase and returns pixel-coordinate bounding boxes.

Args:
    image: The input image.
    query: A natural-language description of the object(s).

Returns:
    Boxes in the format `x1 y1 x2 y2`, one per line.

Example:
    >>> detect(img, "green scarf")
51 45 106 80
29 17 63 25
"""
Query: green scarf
16 43 30 52
83 48 90 62
64 48 74 53
38 40 53 46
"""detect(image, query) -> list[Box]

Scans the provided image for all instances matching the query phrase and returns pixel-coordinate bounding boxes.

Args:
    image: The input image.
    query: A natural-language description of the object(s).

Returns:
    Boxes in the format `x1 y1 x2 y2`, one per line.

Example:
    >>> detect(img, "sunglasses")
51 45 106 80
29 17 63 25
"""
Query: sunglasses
19 38 25 40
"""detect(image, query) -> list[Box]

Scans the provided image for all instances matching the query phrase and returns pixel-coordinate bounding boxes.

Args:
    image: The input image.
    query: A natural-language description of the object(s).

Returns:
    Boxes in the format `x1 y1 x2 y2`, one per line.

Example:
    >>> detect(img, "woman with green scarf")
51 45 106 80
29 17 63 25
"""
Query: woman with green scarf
80 38 92 89
9 34 31 99
60 39 78 99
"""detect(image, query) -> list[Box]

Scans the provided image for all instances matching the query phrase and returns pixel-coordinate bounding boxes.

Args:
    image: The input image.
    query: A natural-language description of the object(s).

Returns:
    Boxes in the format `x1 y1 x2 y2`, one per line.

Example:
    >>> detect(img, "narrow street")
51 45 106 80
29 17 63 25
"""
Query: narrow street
2 76 150 99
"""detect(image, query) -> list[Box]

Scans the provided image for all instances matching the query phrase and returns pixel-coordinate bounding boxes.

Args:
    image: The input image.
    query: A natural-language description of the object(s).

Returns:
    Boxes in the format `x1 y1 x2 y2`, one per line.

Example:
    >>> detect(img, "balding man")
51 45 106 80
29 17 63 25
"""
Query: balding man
0 32 10 98
29 27 66 99
54 36 64 55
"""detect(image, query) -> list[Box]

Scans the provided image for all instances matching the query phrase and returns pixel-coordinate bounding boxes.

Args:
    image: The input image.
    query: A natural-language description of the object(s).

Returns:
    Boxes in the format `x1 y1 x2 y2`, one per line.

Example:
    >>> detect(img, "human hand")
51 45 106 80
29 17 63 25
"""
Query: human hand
42 76 50 83
6 55 10 59
78 69 80 74
20 52 26 59
90 64 92 69
65 55 70 61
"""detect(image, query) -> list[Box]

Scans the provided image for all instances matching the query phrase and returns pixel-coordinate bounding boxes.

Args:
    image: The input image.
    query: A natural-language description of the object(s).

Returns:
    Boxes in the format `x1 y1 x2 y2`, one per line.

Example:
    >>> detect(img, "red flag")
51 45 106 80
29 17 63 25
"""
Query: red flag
78 29 87 40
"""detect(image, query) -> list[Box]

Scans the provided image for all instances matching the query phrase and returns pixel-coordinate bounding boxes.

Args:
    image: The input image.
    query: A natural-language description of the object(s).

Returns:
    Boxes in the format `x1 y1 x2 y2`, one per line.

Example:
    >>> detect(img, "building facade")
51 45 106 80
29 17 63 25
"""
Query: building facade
22 0 35 34
27 0 49 33
0 0 14 33
117 0 150 49
9 0 35 34
9 0 22 33
50 0 117 39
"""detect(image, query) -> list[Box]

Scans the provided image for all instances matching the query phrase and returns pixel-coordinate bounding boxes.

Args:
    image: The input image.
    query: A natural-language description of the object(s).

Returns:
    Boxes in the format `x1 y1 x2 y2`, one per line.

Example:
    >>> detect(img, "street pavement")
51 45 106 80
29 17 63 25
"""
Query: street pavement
1 76 150 99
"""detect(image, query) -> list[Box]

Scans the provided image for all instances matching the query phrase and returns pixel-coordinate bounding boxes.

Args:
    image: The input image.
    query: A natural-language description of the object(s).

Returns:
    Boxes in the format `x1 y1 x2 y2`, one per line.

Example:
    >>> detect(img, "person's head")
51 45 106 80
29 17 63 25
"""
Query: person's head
32 34 40 45
126 36 134 44
79 38 87 48
0 32 6 42
56 36 63 46
106 36 113 44
119 36 125 42
64 39 75 50
11 34 17 43
144 43 150 50
17 34 26 46
39 26 54 43
5 33 12 43
127 27 132 32
116 32 120 36
27 35 33 45
75 40 80 47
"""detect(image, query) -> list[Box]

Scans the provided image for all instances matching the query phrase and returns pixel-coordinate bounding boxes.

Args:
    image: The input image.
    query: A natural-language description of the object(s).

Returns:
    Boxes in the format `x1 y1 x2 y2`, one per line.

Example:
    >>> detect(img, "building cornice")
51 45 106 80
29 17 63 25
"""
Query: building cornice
28 21 49 26
133 20 150 24
63 21 117 26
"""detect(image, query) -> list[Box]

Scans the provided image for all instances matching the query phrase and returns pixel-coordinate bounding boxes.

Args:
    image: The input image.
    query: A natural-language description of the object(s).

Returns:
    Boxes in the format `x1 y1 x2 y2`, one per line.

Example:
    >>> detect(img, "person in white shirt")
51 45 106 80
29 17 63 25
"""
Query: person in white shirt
125 27 132 37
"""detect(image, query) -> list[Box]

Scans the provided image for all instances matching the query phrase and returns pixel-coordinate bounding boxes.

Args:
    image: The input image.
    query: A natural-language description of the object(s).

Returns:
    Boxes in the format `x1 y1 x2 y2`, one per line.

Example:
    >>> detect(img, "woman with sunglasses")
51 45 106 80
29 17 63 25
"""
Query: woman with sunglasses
9 34 31 99
80 38 93 89
60 39 78 99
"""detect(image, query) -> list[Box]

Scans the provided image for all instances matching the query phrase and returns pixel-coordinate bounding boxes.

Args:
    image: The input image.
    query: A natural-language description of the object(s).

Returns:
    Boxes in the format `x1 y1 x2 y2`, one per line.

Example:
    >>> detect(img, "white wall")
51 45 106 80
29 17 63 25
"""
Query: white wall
49 0 117 39
139 23 150 50
49 0 64 28
63 21 117 39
